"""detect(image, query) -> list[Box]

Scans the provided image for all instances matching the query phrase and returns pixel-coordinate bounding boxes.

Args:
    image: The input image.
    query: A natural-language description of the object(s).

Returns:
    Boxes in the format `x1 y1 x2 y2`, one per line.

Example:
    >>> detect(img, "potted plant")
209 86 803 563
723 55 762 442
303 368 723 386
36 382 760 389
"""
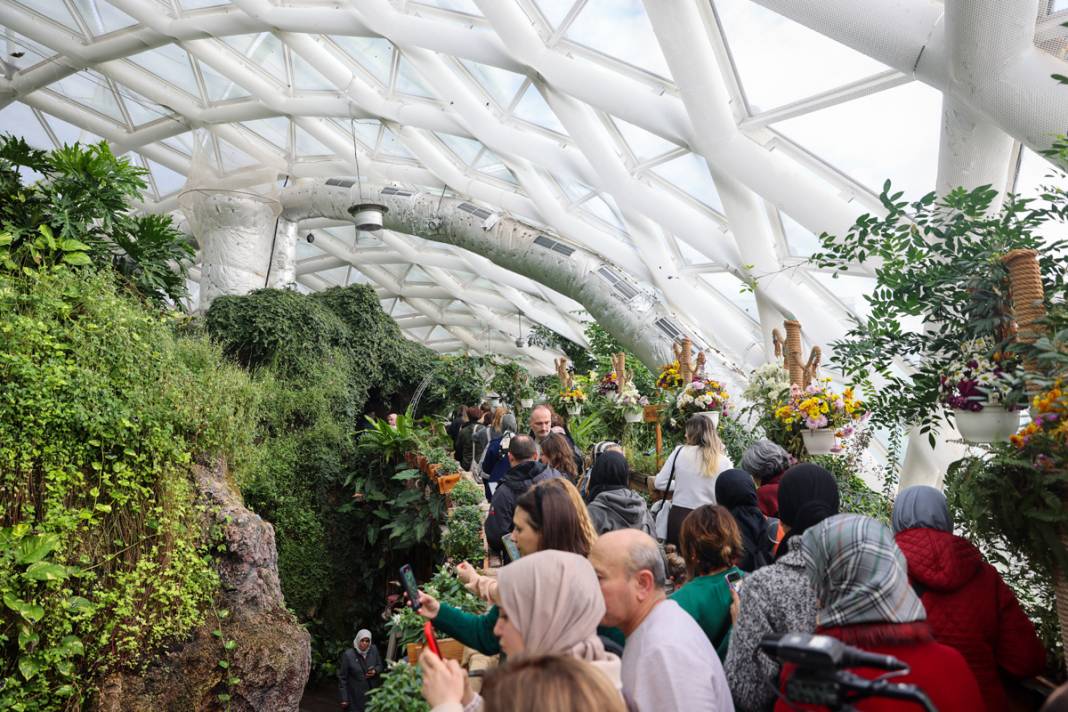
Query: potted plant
436 457 462 494
559 386 587 416
773 379 868 455
366 661 429 712
674 376 731 428
941 337 1024 443
613 381 649 423
443 504 486 564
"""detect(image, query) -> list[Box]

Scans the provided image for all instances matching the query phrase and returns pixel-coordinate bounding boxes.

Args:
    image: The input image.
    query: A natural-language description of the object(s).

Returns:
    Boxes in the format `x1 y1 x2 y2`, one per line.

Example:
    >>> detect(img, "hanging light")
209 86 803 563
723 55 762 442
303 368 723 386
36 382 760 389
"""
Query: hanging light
347 119 388 232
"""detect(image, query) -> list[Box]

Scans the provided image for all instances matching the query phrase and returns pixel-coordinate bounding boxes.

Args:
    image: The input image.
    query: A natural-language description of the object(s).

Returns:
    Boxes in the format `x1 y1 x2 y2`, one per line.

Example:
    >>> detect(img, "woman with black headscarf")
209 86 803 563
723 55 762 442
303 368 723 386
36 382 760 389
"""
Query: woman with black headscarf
585 451 656 536
715 469 774 572
722 463 839 712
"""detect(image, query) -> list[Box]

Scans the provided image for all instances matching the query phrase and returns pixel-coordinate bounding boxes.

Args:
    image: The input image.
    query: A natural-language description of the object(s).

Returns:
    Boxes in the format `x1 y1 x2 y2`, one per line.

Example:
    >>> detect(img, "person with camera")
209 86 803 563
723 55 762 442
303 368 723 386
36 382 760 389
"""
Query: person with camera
892 485 1046 711
774 513 983 711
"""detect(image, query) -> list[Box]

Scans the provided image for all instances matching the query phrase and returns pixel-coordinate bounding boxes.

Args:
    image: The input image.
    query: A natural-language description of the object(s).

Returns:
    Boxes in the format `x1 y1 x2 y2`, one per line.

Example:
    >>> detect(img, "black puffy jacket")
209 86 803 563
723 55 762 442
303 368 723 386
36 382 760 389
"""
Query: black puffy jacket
483 460 561 552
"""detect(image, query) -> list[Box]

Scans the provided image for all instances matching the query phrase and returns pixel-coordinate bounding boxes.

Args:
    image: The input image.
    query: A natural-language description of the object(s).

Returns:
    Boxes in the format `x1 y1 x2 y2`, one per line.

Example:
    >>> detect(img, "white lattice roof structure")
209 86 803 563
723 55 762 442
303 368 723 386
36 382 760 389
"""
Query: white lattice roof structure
2 0 1067 480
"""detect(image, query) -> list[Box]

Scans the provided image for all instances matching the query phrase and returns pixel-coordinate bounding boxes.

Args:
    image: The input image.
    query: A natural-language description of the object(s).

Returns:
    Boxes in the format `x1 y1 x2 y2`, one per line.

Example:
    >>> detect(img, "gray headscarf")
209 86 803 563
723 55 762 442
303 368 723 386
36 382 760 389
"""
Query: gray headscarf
892 485 952 534
354 629 372 657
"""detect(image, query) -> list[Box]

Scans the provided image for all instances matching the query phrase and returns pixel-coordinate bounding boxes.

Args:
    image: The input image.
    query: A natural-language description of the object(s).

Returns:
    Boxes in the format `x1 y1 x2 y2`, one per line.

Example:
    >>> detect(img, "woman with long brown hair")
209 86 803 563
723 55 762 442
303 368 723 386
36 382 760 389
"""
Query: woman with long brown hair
539 432 579 481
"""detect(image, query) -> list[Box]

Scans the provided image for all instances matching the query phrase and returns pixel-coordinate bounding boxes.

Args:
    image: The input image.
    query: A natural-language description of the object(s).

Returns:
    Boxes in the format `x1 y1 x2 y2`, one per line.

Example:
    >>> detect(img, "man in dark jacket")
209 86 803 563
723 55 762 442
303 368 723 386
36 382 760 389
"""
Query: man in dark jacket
529 404 584 475
483 434 560 552
338 629 384 711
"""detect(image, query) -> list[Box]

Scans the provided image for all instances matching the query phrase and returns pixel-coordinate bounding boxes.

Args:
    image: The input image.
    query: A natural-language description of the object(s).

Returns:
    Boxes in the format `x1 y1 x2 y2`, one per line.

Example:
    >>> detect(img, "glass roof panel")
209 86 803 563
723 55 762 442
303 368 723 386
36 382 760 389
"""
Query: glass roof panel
145 157 187 196
1 30 52 69
217 136 258 171
713 0 891 112
460 59 527 107
222 33 286 83
557 176 595 203
197 58 250 102
71 0 138 36
811 272 876 318
245 117 290 151
474 150 518 184
512 85 568 135
49 71 126 125
128 45 201 99
295 126 333 156
332 36 393 86
0 103 52 149
565 0 672 79
42 112 101 146
533 0 577 27
779 211 821 258
379 128 415 158
437 132 483 165
14 0 81 33
774 81 941 199
611 116 678 161
160 131 195 157
291 51 336 91
181 0 229 8
581 194 625 230
395 55 435 98
340 119 382 150
116 85 173 127
650 152 725 213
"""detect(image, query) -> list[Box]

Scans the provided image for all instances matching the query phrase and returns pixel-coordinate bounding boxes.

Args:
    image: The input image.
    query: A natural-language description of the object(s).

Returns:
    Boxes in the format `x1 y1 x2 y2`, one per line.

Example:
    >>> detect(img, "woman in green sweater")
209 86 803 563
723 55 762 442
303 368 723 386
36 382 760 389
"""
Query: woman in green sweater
415 478 629 652
669 504 743 660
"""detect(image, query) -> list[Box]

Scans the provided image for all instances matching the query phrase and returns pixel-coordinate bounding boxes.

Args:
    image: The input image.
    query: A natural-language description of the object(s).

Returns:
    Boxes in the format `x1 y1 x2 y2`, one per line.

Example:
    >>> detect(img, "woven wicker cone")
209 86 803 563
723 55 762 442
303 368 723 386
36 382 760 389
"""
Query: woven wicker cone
1002 249 1047 345
784 320 804 387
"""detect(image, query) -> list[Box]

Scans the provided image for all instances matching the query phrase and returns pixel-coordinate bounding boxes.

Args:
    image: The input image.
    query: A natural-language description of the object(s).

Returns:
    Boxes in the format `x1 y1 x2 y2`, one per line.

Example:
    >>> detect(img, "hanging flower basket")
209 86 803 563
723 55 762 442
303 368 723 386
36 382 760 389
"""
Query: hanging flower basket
520 398 534 409
695 410 720 428
954 406 1021 444
624 408 644 423
801 428 837 455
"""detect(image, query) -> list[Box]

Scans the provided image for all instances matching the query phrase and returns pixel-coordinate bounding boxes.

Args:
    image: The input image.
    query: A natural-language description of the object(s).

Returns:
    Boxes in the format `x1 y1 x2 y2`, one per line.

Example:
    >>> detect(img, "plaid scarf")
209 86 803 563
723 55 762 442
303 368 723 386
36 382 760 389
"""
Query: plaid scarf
802 513 926 628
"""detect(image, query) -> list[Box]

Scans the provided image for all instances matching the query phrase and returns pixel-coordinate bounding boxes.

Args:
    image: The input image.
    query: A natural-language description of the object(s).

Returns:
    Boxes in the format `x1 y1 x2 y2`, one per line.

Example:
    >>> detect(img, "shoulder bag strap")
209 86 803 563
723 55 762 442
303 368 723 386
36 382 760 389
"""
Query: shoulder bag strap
663 446 682 496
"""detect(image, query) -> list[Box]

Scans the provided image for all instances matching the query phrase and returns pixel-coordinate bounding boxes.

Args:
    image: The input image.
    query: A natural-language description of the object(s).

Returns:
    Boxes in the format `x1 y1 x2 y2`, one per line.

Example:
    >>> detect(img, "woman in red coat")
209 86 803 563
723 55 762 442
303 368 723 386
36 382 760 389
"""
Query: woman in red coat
776 514 984 712
893 485 1047 711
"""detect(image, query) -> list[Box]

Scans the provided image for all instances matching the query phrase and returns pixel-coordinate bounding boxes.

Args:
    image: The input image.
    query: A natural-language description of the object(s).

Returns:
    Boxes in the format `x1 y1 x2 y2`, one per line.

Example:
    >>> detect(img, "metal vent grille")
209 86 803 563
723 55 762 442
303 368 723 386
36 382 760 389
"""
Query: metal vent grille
325 178 356 187
381 186 414 197
654 318 684 340
457 202 493 220
597 265 638 300
533 235 575 257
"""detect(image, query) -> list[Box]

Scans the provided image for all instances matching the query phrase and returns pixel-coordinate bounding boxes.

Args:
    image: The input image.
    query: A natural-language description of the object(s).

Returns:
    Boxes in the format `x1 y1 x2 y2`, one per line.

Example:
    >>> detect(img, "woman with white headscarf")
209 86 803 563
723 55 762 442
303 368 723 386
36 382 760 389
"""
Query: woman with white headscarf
420 550 623 711
338 628 384 711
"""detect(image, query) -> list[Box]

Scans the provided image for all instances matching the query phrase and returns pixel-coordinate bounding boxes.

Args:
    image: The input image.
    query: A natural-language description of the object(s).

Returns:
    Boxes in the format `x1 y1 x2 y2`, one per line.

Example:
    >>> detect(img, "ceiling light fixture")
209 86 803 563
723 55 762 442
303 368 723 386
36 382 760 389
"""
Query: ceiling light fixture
346 118 388 231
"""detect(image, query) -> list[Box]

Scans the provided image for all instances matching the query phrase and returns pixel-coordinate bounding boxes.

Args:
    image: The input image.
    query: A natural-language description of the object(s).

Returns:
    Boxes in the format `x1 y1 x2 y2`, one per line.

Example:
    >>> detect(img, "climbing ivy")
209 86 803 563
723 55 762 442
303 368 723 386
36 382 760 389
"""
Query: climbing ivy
0 268 259 709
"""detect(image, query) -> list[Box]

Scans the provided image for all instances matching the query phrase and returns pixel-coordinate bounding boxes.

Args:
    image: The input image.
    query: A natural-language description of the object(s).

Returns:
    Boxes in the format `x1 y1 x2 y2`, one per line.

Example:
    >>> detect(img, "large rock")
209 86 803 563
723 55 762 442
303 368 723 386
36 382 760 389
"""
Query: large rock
95 460 311 711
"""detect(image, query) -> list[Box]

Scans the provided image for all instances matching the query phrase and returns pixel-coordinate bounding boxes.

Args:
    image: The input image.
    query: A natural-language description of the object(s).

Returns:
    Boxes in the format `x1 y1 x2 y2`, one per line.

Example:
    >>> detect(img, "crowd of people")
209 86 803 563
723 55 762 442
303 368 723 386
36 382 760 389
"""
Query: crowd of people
344 403 1050 712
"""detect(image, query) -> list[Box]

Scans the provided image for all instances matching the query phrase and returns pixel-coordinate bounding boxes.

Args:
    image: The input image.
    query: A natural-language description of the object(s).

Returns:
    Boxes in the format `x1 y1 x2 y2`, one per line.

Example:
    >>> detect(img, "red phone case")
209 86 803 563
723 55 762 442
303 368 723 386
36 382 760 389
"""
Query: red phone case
423 620 441 656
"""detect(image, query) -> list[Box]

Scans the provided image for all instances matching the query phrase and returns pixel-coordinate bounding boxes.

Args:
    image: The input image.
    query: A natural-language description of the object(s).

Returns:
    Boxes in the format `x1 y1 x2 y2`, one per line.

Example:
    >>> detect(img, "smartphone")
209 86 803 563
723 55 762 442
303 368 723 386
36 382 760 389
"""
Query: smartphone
501 532 521 562
399 564 421 611
726 569 743 593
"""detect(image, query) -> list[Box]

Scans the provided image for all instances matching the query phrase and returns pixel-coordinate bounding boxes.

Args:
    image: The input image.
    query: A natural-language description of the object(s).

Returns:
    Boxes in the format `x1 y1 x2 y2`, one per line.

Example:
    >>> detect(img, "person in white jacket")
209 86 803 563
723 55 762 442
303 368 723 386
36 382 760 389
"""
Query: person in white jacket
654 414 734 547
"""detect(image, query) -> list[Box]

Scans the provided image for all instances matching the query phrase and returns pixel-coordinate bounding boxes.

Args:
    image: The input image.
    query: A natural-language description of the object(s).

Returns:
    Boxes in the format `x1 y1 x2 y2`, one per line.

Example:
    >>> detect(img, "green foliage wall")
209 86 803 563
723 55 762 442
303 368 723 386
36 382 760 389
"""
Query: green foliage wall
0 269 259 709
204 284 448 673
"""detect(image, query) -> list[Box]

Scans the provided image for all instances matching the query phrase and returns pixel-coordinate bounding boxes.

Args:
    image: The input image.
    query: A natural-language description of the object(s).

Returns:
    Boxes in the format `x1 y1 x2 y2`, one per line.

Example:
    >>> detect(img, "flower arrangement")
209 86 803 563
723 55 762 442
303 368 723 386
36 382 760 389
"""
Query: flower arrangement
559 387 587 407
742 363 791 408
675 377 731 419
940 337 1023 413
1011 382 1067 467
774 379 867 433
597 371 619 397
613 381 649 412
656 361 684 391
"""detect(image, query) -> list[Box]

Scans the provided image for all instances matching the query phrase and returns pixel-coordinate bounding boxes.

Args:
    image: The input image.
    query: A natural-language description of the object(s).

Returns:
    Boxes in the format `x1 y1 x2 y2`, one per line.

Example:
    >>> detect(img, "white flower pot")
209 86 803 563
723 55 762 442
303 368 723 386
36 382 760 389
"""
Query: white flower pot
954 406 1021 444
567 405 582 417
624 408 643 423
696 411 720 429
802 428 837 455
488 396 501 408
520 398 534 409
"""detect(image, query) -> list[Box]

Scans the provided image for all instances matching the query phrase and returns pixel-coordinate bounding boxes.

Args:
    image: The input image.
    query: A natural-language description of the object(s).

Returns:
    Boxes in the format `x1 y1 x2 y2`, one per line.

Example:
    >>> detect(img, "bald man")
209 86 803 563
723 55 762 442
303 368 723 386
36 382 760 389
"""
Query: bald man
590 530 734 712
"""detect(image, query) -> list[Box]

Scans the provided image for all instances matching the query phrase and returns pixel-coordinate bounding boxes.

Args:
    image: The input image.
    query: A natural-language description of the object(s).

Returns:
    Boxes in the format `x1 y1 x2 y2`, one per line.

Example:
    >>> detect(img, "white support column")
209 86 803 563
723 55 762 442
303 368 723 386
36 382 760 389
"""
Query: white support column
268 217 298 289
179 188 282 311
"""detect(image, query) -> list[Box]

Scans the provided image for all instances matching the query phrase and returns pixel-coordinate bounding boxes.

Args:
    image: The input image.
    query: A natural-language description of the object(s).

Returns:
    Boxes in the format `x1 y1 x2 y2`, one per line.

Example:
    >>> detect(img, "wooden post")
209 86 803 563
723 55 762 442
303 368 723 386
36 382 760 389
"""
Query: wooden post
784 320 804 387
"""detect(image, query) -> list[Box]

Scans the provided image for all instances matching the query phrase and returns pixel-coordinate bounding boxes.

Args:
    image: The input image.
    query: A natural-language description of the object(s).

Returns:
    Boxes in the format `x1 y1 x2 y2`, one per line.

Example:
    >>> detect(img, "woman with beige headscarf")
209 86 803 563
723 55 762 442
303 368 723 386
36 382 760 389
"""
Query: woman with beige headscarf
420 550 622 712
